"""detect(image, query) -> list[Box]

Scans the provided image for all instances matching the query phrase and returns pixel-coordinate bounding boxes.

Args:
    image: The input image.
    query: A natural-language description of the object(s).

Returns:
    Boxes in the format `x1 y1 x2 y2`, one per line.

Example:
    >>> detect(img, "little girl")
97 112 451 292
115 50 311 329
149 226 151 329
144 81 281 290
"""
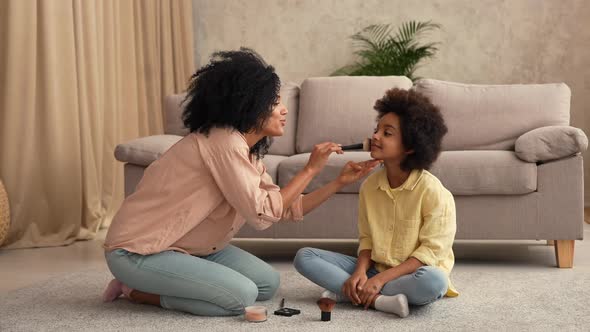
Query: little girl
294 88 458 318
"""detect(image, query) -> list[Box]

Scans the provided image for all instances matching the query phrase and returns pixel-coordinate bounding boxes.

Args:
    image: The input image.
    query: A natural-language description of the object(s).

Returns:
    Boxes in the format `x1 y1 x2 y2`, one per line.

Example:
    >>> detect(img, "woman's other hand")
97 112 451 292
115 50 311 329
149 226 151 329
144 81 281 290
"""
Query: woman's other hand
336 160 381 186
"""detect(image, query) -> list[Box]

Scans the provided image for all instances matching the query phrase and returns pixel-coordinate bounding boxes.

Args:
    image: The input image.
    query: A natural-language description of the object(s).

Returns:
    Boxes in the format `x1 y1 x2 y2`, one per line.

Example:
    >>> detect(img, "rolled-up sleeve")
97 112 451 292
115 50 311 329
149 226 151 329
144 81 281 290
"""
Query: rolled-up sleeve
258 162 304 222
410 189 456 266
201 140 302 230
357 186 373 254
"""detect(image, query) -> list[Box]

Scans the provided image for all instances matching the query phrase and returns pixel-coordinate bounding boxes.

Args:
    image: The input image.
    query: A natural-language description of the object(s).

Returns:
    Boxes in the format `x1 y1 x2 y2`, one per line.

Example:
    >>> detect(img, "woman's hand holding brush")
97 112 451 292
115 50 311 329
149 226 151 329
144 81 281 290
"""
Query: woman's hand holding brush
296 142 378 215
304 142 344 175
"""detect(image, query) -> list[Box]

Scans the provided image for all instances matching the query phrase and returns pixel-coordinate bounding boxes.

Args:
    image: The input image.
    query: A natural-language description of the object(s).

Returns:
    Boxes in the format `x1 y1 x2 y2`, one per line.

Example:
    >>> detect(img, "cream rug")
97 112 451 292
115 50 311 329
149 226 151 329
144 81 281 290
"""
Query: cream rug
0 264 588 331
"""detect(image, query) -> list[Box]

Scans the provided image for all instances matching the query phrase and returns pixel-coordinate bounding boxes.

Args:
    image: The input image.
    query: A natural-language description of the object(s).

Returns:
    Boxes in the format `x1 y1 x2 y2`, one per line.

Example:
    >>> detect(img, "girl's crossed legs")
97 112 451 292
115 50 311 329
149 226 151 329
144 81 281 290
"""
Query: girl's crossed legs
293 247 447 307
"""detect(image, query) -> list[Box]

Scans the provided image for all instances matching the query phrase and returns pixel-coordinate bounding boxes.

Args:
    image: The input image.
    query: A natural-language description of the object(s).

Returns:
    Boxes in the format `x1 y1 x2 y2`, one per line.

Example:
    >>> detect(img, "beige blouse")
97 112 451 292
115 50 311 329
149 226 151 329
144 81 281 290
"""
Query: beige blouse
104 127 304 256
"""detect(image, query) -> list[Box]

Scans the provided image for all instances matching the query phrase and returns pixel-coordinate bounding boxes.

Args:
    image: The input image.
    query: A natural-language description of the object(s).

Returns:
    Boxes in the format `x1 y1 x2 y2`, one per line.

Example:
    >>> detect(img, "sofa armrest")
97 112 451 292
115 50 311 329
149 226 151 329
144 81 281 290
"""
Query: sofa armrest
114 135 183 166
515 126 588 163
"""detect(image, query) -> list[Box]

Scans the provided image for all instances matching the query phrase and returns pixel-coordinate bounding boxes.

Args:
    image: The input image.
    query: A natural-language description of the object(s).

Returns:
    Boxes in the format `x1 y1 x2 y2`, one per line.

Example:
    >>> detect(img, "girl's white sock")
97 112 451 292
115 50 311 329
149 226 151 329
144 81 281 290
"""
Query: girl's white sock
374 294 410 318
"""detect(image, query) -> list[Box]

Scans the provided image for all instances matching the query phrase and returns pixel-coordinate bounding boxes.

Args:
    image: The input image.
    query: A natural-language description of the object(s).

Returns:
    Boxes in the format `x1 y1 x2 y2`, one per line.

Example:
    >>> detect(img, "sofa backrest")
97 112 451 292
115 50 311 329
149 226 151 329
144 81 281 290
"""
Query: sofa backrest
163 93 190 136
296 76 413 153
160 82 300 156
269 82 299 155
413 79 571 151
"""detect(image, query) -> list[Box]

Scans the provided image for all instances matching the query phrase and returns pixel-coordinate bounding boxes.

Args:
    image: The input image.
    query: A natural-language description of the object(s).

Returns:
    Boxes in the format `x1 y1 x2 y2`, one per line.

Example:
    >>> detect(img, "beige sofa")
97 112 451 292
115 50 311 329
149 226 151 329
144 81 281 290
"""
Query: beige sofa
114 76 587 268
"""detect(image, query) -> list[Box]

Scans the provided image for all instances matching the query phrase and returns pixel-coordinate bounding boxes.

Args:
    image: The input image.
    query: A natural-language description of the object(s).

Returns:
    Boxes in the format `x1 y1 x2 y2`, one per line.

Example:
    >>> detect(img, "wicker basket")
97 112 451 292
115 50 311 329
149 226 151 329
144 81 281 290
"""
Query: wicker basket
0 179 10 246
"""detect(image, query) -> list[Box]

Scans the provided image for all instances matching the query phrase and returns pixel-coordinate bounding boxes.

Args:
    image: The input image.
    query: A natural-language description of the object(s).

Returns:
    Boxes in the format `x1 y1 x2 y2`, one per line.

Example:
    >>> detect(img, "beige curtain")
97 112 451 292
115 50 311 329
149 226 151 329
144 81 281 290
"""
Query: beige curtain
0 0 194 249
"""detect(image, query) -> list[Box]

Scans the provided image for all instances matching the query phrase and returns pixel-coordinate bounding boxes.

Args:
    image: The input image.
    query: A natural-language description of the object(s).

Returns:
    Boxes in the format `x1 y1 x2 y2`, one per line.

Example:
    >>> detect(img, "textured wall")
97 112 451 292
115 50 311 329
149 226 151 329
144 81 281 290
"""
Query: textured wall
193 0 590 205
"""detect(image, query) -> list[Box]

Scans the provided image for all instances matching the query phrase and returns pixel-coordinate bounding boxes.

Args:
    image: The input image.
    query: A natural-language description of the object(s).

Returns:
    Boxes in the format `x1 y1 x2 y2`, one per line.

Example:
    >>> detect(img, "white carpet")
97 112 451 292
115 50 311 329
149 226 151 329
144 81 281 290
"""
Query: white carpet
1 265 588 331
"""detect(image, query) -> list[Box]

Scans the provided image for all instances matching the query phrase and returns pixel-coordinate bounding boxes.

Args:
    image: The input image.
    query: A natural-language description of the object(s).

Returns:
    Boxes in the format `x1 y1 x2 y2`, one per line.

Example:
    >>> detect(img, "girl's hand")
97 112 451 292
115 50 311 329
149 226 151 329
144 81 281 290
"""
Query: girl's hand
336 159 381 186
304 142 343 174
341 271 368 305
358 275 385 310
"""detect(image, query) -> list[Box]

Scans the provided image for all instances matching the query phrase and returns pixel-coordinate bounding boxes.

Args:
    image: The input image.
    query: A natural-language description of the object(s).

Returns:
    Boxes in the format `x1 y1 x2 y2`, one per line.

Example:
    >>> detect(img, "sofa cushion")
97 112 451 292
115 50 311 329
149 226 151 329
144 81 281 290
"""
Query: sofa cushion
114 135 182 166
412 79 571 151
429 151 537 195
115 134 289 182
278 151 536 195
296 76 413 154
261 155 288 183
278 152 379 193
515 126 588 163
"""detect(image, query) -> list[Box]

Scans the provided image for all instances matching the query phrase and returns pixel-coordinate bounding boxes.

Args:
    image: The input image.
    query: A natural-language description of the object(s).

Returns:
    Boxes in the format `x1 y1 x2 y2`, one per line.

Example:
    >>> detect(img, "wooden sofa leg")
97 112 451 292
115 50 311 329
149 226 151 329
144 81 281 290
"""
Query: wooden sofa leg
546 240 555 246
554 240 575 268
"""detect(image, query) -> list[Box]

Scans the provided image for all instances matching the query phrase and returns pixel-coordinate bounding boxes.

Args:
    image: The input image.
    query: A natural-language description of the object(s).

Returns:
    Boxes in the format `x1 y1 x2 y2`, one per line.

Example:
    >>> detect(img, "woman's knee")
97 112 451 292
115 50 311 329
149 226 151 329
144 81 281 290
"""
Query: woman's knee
223 278 259 312
236 257 281 301
407 266 448 305
256 268 280 301
257 270 281 301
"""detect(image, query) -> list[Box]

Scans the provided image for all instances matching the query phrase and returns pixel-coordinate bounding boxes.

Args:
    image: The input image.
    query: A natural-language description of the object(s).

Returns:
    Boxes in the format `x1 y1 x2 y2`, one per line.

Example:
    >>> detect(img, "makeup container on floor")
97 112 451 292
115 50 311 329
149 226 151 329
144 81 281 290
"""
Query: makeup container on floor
244 306 267 323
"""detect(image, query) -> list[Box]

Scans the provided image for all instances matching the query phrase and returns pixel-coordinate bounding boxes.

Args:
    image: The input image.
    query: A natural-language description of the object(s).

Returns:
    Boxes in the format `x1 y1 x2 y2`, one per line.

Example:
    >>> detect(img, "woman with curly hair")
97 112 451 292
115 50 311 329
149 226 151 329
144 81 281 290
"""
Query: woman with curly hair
101 48 379 316
294 88 458 318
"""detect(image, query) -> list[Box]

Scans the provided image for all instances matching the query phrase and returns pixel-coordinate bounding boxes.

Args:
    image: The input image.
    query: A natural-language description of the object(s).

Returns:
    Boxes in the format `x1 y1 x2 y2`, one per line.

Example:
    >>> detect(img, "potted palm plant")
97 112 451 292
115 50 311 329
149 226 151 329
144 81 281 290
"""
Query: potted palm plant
332 21 441 81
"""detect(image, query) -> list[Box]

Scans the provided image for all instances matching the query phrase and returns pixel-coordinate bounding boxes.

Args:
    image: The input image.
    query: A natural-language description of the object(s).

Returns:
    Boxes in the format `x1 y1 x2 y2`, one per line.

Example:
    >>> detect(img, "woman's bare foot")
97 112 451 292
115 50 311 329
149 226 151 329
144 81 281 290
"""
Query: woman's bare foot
103 278 160 306
103 279 127 302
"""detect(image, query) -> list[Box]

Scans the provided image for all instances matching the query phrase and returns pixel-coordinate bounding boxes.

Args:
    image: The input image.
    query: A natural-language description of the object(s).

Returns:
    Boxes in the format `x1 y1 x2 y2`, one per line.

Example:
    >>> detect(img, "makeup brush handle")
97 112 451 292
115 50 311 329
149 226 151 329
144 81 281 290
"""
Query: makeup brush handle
340 143 363 150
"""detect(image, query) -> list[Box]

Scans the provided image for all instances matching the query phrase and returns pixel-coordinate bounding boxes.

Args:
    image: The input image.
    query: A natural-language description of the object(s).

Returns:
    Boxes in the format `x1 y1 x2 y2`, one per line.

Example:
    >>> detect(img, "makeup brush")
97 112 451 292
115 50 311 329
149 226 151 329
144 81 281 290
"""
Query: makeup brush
340 138 372 151
317 297 337 321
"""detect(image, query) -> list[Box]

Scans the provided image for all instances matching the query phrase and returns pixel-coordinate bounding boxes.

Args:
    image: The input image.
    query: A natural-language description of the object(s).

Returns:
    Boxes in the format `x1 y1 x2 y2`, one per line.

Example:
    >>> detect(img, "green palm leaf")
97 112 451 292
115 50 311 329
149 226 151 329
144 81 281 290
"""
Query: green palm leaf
332 21 441 81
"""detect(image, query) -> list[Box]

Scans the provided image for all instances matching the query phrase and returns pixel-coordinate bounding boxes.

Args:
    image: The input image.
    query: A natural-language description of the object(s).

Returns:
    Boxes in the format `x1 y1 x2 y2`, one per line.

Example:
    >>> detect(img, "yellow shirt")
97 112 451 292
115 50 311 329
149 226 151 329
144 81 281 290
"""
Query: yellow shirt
358 168 459 297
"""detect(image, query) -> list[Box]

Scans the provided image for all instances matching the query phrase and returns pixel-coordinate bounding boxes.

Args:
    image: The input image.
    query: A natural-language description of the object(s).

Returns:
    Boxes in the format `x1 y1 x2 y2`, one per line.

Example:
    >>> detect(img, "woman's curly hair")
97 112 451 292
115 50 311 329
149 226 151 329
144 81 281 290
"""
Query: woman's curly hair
183 48 280 159
374 88 448 171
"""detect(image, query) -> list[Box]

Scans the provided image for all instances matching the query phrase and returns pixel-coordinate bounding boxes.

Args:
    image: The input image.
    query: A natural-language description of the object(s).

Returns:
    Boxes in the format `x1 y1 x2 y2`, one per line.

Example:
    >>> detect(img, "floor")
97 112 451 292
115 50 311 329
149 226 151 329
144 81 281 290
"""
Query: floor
1 209 589 294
